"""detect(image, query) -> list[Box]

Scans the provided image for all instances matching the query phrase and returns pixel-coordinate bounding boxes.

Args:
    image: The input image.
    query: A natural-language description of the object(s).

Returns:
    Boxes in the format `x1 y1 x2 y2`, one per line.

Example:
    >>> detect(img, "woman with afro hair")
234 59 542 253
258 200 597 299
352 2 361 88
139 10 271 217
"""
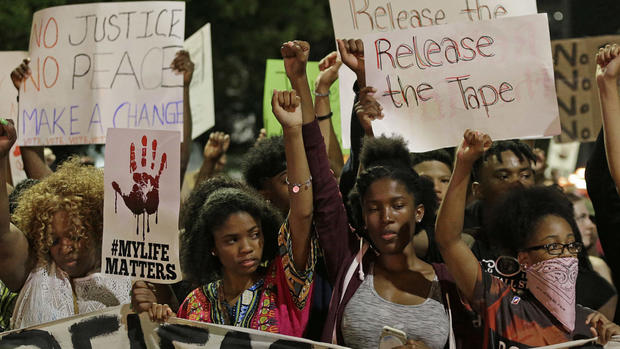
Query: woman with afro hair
166 87 319 337
0 121 132 329
310 130 478 347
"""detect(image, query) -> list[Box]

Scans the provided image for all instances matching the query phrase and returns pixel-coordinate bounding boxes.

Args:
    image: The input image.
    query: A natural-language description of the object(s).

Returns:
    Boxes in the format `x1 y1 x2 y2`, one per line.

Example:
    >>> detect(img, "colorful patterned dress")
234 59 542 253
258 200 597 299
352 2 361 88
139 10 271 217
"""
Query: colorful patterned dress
177 220 317 337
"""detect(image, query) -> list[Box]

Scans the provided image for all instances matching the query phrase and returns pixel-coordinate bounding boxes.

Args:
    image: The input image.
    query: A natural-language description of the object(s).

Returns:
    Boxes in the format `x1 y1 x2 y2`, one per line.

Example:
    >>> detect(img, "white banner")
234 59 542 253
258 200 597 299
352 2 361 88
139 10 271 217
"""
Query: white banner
328 0 537 148
362 14 559 152
184 23 215 140
0 305 349 348
0 51 29 184
19 2 185 146
102 128 181 283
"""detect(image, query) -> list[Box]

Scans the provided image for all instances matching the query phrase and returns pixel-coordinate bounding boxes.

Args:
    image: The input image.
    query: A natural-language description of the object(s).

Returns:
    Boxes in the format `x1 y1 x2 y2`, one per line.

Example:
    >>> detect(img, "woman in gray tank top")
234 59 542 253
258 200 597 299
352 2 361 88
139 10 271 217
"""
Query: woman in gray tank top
337 136 451 348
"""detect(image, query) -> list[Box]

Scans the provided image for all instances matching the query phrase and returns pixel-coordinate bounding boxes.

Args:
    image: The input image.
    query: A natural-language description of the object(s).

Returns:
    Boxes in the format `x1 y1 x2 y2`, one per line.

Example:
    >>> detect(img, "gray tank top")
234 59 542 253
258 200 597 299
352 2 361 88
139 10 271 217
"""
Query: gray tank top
341 270 450 349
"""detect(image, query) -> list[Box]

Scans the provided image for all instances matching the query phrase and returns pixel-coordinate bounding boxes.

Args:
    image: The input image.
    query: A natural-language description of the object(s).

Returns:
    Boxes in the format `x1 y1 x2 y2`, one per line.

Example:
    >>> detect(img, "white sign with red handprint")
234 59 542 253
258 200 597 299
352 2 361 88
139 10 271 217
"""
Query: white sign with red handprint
102 128 181 283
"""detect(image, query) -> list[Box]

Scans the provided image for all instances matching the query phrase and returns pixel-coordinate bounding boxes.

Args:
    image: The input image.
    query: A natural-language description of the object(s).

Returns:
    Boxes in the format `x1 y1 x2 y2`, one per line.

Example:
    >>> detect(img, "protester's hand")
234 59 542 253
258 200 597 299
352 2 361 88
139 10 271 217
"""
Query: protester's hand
315 51 342 94
354 86 384 134
10 58 31 91
394 339 431 349
111 135 167 239
131 281 157 314
281 40 310 81
255 128 267 146
272 90 302 130
203 132 230 161
587 311 620 345
596 43 620 85
337 39 365 78
171 50 194 86
0 119 16 159
148 302 175 323
457 129 492 166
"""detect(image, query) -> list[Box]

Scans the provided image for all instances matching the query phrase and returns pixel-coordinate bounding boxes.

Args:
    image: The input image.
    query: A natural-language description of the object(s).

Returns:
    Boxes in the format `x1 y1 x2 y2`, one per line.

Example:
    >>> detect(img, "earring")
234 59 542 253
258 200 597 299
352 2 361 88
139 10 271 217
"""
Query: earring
211 251 216 256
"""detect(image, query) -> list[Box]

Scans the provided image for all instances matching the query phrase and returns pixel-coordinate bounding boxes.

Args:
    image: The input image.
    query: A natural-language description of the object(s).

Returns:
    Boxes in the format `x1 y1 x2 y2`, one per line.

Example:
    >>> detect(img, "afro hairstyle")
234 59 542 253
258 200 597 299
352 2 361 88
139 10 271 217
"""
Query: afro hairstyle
180 176 283 285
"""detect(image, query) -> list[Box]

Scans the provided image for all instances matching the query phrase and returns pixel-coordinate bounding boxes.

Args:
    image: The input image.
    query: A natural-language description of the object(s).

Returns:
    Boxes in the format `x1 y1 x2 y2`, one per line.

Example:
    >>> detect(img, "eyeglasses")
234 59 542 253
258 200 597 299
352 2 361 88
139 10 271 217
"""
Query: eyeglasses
522 241 583 255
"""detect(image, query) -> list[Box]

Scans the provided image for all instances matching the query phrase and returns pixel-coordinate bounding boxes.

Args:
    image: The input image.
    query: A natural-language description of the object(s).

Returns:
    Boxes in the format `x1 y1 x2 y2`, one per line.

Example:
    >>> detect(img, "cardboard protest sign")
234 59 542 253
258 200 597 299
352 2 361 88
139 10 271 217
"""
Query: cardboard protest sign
262 59 342 145
0 51 29 184
328 0 537 148
184 23 215 140
102 128 181 283
0 304 349 349
19 2 185 146
362 13 559 152
552 35 620 143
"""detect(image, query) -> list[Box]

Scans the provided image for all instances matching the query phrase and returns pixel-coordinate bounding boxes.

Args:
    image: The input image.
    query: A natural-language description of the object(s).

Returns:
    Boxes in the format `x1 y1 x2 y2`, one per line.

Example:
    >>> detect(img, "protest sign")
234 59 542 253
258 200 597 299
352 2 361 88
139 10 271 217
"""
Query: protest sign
552 35 620 143
8 146 27 186
19 2 185 146
0 305 349 349
328 0 537 148
102 128 181 283
0 51 29 184
184 23 215 139
362 13 559 152
545 139 580 179
262 59 342 147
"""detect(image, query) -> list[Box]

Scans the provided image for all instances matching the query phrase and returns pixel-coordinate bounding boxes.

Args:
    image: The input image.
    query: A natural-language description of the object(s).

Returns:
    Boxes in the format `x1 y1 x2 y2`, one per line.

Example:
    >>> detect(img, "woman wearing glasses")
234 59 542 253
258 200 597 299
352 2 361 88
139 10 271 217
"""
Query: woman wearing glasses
436 130 620 347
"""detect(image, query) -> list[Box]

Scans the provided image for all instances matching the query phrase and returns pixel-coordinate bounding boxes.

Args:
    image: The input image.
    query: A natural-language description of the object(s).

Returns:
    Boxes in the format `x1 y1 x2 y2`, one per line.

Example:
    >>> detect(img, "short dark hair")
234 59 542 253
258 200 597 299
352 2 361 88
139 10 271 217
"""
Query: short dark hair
350 136 437 236
489 186 579 255
472 140 536 182
241 136 286 190
181 177 283 285
411 149 454 171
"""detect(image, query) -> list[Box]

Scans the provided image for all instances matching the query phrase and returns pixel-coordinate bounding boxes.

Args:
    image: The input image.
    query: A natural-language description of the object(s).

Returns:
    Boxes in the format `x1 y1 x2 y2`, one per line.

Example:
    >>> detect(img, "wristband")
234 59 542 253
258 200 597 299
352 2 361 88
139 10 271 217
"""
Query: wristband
314 91 330 97
285 176 312 194
317 112 333 121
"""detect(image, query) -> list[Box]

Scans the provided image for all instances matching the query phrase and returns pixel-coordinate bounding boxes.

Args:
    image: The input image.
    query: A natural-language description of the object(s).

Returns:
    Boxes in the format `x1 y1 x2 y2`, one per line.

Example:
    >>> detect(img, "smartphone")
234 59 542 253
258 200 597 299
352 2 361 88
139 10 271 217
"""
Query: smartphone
379 326 407 349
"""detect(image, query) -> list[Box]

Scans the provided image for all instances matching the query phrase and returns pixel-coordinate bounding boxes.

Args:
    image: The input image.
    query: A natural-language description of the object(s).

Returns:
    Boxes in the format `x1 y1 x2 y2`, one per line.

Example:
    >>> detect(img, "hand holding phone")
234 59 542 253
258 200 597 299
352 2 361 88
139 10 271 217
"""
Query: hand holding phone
379 326 407 349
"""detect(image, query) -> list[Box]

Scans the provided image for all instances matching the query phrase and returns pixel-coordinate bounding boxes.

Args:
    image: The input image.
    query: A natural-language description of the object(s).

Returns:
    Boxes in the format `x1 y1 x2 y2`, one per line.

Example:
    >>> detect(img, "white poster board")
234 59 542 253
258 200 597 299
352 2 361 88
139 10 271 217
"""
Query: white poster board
19 2 185 146
328 0 538 148
362 14 559 152
0 305 349 348
102 128 181 283
0 52 29 184
184 23 215 139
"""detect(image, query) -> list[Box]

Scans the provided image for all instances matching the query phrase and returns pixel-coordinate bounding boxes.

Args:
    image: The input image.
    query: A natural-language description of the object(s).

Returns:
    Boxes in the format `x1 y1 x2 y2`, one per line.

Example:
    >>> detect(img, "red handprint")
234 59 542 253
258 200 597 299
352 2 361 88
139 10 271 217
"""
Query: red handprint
112 135 167 240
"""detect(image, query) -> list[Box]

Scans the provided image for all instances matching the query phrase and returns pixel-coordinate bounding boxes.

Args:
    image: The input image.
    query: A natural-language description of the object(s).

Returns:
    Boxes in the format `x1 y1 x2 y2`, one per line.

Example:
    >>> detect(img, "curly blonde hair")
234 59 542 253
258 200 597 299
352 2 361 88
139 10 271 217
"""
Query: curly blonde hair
12 157 104 266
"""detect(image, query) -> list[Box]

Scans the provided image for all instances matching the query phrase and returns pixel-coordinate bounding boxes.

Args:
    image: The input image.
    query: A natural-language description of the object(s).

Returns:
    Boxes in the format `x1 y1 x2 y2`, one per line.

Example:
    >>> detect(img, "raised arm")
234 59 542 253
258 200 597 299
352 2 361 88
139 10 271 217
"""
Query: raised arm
11 58 52 180
170 50 194 187
315 51 344 178
596 44 620 190
435 130 491 302
337 39 366 88
272 90 313 271
195 131 230 186
0 120 32 291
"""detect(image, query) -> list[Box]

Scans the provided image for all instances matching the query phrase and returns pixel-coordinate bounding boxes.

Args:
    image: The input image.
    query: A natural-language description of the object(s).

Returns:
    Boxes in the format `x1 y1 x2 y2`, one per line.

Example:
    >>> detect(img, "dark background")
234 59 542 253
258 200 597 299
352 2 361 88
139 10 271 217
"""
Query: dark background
1 0 619 157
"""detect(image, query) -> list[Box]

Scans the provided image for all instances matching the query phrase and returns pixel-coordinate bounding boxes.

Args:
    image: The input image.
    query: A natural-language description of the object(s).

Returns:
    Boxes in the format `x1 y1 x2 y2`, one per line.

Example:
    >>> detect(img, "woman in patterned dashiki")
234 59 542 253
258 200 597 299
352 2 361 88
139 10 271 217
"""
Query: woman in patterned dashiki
435 130 620 348
146 87 319 337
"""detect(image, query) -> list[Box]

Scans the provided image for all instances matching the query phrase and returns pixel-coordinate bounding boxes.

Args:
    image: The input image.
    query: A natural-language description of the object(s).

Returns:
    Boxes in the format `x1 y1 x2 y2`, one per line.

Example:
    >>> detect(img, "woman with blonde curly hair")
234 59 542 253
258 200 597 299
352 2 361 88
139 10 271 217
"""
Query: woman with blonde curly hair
0 121 132 329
